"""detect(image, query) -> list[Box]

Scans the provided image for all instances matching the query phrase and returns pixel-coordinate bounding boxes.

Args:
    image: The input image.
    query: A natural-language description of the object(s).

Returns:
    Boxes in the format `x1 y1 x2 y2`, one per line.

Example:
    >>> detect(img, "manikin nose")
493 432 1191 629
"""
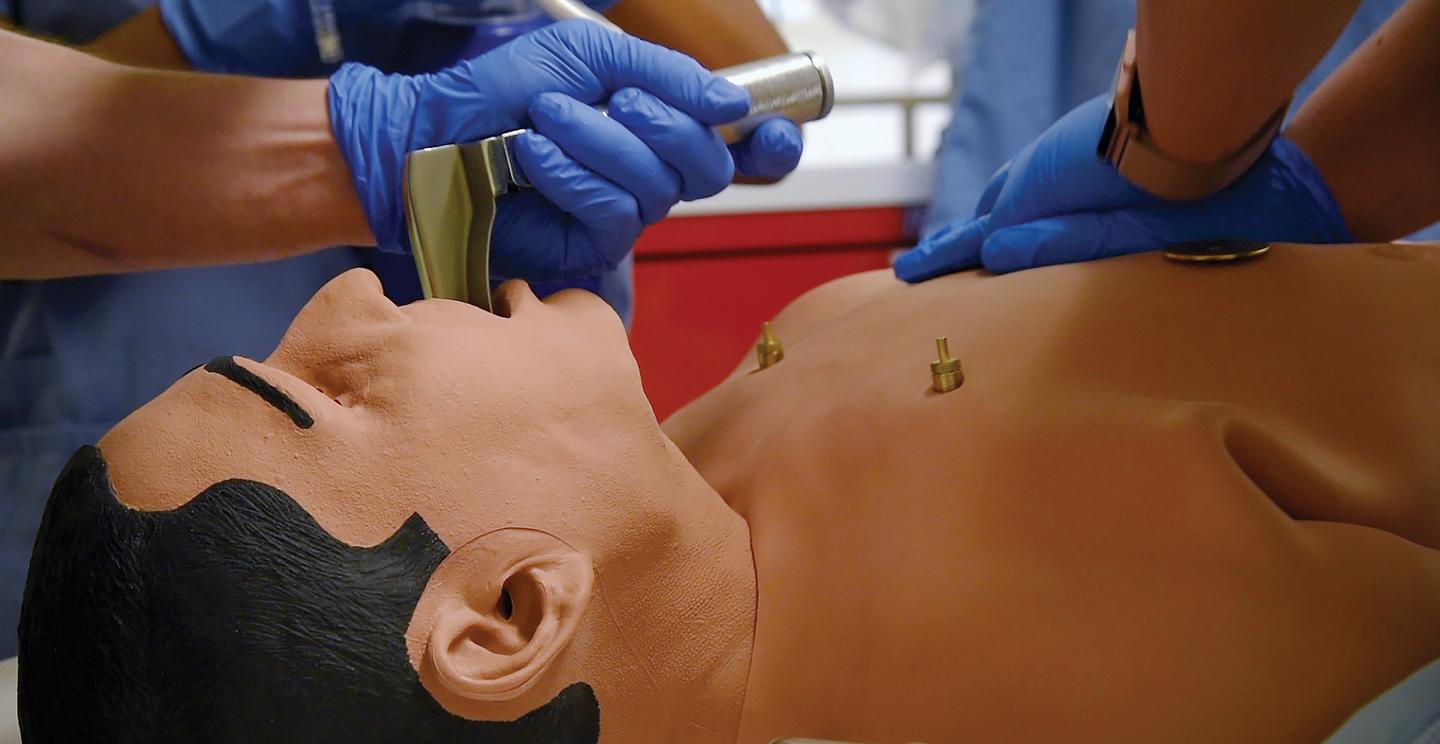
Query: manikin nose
289 269 403 332
265 269 406 397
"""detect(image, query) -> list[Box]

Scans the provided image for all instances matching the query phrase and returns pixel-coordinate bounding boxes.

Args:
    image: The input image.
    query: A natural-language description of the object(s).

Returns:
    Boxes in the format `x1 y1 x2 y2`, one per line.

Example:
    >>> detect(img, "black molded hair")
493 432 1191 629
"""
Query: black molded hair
18 446 599 743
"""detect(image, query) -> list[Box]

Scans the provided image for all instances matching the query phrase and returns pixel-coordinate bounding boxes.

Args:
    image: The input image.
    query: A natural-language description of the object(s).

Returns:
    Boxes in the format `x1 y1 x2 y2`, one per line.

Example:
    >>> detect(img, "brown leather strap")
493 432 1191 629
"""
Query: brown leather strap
1101 29 1290 201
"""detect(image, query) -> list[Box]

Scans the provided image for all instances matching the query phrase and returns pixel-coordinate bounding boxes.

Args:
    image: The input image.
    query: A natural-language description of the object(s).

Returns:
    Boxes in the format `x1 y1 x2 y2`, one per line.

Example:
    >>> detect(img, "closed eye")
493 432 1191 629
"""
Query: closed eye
203 356 315 430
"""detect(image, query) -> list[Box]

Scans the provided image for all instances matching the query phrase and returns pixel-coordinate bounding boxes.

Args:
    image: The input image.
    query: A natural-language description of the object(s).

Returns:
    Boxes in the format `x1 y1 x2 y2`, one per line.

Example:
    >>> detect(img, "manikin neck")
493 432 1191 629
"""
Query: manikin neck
581 441 757 743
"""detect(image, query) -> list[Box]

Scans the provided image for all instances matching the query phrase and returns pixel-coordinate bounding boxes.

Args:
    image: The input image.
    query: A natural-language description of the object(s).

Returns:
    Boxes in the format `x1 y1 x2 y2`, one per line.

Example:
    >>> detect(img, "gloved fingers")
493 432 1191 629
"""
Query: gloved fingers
605 88 734 201
985 97 1160 228
512 130 643 266
548 20 751 125
729 119 805 181
972 160 1011 218
561 218 636 278
529 92 681 225
891 215 989 283
978 210 1172 274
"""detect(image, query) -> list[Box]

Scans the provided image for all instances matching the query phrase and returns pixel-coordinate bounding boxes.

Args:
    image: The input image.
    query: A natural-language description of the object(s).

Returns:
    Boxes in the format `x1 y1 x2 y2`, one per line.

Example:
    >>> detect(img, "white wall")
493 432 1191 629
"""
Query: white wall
758 0 972 167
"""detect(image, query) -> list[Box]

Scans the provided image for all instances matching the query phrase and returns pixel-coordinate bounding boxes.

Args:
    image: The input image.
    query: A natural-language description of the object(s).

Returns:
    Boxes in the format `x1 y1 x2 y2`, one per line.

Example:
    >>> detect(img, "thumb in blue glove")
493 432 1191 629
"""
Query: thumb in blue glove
900 137 1351 278
329 19 753 281
729 118 805 180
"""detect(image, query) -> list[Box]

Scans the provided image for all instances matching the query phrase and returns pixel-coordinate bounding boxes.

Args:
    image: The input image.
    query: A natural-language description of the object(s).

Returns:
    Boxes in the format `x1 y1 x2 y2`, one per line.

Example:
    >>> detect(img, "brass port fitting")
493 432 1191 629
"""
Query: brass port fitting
930 337 963 393
756 322 785 370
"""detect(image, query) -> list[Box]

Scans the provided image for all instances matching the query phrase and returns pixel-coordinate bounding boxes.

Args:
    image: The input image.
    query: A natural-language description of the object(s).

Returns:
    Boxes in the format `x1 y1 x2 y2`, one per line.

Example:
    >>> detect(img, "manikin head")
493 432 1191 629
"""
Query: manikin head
19 270 753 742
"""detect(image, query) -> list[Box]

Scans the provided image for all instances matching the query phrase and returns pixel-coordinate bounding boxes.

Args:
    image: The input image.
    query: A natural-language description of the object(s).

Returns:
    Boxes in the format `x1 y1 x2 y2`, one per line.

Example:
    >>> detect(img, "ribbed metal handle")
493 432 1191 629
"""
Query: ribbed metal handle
714 51 835 144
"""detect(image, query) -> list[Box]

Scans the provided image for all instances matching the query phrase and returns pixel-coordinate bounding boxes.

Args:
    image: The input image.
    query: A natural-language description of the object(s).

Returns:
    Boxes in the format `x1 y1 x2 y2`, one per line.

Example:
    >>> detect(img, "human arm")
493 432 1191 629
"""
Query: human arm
895 0 1440 276
0 31 369 278
1136 0 1361 163
1 21 750 281
894 0 1377 280
1286 0 1440 241
92 0 800 188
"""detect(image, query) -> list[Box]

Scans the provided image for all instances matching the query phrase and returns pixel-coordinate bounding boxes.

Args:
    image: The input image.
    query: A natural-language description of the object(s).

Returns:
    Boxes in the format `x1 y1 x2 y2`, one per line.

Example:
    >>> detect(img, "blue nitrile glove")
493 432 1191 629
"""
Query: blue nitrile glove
896 109 1352 278
329 19 752 281
953 137 1352 273
730 118 805 180
895 94 1158 280
896 94 1354 278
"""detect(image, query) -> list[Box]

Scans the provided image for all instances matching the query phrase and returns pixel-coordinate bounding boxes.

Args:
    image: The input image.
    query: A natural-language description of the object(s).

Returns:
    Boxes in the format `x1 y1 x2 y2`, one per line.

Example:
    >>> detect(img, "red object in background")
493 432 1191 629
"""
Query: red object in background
629 206 920 420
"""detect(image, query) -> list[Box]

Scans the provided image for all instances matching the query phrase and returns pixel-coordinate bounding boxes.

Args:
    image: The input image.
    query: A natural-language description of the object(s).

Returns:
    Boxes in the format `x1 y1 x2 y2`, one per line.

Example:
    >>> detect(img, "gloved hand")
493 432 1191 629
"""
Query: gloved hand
330 19 754 281
158 0 618 77
895 94 1154 280
894 94 1350 279
897 135 1351 278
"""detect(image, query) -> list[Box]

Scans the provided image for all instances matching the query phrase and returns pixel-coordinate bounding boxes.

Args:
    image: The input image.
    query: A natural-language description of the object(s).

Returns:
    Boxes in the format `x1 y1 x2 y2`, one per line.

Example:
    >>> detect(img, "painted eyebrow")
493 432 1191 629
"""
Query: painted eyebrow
203 356 315 430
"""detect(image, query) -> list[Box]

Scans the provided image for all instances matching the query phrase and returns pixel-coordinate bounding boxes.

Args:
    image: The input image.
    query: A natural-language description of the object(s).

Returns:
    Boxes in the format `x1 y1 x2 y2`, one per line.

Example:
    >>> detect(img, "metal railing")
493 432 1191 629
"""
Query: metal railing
830 92 953 158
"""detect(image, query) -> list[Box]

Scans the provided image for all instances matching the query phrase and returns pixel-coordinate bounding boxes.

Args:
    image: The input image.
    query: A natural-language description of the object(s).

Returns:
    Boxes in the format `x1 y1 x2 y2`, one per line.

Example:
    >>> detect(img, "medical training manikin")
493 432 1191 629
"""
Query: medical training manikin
18 244 1440 743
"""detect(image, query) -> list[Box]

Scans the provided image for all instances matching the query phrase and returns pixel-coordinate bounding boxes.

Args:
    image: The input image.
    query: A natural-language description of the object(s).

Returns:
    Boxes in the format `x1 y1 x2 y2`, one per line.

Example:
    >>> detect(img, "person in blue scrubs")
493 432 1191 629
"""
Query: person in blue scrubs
903 0 1440 281
926 0 1434 237
0 0 801 656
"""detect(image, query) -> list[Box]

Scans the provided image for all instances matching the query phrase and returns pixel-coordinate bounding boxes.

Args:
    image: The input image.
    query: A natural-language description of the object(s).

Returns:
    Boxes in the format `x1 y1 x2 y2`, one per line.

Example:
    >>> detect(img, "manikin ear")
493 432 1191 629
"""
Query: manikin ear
407 528 593 707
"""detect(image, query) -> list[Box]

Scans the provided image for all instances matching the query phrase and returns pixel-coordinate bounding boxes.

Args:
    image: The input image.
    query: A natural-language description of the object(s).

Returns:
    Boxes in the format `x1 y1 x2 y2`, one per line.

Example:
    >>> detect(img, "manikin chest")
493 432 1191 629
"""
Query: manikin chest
664 247 1440 743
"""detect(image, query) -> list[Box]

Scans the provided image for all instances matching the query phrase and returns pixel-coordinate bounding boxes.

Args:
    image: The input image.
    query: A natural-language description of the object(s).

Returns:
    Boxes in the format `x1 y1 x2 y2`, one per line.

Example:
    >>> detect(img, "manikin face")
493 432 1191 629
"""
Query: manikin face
24 270 737 742
99 268 673 552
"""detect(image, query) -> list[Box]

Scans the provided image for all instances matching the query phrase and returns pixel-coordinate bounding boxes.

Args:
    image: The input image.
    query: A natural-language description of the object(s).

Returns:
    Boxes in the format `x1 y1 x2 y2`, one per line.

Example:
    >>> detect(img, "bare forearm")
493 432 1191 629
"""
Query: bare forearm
1137 0 1360 162
0 31 369 279
1287 0 1440 240
607 0 788 70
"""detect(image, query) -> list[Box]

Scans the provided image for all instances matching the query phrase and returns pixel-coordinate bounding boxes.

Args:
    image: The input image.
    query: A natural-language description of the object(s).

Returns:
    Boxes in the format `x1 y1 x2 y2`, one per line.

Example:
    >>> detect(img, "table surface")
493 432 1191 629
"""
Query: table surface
671 161 934 216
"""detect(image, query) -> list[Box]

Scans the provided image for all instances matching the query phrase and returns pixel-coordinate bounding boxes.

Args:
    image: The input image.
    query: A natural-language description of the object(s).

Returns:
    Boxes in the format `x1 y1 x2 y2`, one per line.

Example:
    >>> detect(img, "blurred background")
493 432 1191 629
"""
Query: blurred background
633 0 1009 417
756 0 963 168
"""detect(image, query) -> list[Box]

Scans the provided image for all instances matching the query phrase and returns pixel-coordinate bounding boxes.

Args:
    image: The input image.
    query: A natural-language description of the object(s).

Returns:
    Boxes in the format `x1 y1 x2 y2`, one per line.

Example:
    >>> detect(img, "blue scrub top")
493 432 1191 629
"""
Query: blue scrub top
7 0 147 41
0 0 630 657
929 0 1437 239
